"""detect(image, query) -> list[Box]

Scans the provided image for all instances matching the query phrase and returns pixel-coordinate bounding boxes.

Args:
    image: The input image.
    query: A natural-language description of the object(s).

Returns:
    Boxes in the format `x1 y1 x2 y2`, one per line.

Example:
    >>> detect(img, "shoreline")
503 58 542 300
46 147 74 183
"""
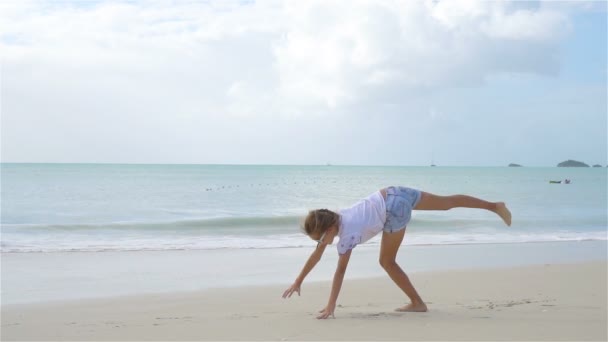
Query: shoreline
2 240 606 306
2 236 607 253
2 261 606 341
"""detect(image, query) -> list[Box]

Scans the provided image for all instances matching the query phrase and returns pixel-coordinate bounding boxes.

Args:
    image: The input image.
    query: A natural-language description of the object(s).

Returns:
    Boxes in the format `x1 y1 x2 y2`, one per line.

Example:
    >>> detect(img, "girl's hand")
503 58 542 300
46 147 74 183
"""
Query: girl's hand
282 282 301 298
317 303 336 319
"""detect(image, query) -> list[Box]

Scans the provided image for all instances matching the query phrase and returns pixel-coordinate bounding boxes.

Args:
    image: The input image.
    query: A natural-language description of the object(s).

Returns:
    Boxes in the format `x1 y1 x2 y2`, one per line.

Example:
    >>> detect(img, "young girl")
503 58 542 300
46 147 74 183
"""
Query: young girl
282 186 512 319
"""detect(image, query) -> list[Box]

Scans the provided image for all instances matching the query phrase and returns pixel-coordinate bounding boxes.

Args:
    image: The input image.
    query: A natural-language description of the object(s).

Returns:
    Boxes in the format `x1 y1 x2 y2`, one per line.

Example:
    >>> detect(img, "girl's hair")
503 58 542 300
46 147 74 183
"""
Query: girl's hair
302 209 340 236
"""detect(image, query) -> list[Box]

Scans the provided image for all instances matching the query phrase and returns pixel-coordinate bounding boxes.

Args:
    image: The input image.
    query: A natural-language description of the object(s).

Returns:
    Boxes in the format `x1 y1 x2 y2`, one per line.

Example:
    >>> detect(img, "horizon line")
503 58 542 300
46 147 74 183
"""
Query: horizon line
1 162 605 168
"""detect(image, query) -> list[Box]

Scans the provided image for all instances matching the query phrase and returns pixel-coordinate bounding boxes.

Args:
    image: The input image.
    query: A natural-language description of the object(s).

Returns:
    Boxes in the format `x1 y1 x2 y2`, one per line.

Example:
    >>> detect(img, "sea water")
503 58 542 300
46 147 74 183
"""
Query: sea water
1 163 607 304
1 163 607 253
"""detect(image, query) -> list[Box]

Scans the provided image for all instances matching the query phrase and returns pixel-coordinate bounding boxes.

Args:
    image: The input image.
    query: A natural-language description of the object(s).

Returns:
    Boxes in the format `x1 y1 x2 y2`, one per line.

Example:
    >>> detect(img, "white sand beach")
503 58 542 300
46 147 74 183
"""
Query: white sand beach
2 261 606 341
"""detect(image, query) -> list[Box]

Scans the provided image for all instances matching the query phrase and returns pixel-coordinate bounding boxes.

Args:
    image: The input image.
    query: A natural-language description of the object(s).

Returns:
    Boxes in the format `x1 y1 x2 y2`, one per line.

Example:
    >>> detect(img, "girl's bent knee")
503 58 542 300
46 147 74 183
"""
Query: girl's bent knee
379 258 397 269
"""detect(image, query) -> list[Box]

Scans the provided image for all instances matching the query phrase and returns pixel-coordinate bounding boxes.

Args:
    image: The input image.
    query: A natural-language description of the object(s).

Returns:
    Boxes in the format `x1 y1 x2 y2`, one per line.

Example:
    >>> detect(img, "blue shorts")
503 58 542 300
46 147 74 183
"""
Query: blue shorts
383 186 422 233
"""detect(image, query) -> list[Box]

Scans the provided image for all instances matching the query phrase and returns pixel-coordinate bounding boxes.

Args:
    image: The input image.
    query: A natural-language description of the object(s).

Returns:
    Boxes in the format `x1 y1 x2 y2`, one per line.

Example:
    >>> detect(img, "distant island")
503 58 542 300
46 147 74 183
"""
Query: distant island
508 163 522 167
592 164 602 168
557 160 589 167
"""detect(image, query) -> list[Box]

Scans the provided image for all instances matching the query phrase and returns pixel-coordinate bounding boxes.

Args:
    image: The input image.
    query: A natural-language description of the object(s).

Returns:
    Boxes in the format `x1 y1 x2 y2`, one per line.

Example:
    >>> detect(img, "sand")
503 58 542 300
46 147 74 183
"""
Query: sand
2 261 606 341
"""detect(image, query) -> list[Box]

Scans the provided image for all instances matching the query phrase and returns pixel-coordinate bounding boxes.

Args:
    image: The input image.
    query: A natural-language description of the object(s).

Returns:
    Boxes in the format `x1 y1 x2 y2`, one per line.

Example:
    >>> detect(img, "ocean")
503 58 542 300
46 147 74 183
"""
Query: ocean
2 163 607 304
2 163 606 253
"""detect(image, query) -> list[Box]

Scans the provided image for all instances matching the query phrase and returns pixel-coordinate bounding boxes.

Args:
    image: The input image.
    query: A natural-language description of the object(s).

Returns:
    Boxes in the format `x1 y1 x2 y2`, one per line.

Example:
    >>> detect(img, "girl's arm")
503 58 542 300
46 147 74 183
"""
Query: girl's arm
317 249 352 319
282 243 328 298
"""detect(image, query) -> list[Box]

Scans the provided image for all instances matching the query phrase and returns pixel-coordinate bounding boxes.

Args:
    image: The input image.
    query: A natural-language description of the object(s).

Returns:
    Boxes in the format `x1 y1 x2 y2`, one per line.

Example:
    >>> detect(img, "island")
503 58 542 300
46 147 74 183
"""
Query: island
592 164 602 168
557 160 589 167
508 163 522 167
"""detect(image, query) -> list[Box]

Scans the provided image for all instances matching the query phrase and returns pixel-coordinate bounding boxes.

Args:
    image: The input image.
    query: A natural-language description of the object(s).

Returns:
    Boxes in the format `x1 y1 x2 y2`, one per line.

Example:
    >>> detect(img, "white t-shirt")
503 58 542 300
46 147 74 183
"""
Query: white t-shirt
336 190 386 255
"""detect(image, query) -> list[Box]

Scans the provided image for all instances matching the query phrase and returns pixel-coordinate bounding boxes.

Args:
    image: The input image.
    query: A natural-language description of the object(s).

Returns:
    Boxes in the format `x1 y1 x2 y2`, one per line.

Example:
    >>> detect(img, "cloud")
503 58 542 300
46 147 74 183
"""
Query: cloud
1 0 602 165
272 0 571 109
1 0 574 117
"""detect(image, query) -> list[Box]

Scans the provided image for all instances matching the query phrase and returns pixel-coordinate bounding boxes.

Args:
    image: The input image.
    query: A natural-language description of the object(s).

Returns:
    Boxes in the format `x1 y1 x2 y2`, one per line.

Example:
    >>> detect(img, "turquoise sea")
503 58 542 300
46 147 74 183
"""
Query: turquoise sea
1 163 607 304
2 163 606 253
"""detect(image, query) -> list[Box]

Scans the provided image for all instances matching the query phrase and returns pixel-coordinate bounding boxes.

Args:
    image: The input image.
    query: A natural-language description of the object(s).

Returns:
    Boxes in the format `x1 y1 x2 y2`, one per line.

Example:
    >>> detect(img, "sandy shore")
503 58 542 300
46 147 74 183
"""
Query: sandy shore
2 261 606 341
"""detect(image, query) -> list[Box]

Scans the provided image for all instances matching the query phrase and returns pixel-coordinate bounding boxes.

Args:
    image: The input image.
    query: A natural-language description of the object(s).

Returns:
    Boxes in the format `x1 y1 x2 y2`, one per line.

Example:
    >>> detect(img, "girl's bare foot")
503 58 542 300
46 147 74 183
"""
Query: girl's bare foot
395 302 428 312
494 202 512 226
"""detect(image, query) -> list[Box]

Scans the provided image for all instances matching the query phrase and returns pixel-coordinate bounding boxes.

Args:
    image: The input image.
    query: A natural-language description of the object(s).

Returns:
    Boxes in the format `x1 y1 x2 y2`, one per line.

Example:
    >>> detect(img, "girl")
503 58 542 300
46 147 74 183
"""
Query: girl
282 186 511 319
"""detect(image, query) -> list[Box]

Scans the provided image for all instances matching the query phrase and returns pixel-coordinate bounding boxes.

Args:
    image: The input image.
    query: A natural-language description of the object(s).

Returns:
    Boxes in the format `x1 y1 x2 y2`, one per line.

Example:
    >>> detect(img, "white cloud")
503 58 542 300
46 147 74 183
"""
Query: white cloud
481 7 569 41
272 0 572 111
1 0 574 117
0 0 603 165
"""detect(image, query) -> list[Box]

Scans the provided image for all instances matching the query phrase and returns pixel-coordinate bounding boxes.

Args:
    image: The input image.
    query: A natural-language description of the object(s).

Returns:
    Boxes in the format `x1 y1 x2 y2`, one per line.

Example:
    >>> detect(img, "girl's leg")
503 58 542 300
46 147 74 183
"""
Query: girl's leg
379 229 427 312
414 192 512 226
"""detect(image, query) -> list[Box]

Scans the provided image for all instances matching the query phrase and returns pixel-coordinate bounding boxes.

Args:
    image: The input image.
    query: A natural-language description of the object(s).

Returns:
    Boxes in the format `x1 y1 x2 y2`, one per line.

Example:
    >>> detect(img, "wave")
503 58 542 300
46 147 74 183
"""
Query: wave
3 213 606 253
3 213 605 234
1 215 303 233
2 230 606 253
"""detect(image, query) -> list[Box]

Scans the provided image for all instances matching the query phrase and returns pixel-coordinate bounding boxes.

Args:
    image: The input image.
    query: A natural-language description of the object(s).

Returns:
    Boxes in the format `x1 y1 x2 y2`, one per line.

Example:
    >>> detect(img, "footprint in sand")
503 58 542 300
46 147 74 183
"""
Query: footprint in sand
228 314 259 320
2 322 21 327
156 316 193 320
104 320 125 328
350 312 403 320
467 298 557 310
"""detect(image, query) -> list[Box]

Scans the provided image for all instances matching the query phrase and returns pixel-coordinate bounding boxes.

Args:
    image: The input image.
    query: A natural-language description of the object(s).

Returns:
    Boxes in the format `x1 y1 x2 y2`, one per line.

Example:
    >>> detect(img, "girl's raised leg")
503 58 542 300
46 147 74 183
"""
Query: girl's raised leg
379 229 427 312
414 192 511 226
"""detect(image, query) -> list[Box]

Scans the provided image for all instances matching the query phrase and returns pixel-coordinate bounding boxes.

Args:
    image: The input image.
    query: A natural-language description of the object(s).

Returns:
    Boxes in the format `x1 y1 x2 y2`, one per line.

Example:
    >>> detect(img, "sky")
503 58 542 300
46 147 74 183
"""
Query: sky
1 0 606 166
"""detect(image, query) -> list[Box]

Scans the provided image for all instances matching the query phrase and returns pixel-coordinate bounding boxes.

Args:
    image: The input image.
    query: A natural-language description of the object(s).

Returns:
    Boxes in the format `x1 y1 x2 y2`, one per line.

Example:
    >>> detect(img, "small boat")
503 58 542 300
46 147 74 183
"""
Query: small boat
549 180 562 184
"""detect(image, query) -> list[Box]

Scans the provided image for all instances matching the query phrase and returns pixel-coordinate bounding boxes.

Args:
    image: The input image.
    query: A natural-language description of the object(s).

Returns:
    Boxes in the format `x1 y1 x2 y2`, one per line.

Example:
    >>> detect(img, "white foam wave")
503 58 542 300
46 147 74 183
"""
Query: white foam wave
2 231 606 253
